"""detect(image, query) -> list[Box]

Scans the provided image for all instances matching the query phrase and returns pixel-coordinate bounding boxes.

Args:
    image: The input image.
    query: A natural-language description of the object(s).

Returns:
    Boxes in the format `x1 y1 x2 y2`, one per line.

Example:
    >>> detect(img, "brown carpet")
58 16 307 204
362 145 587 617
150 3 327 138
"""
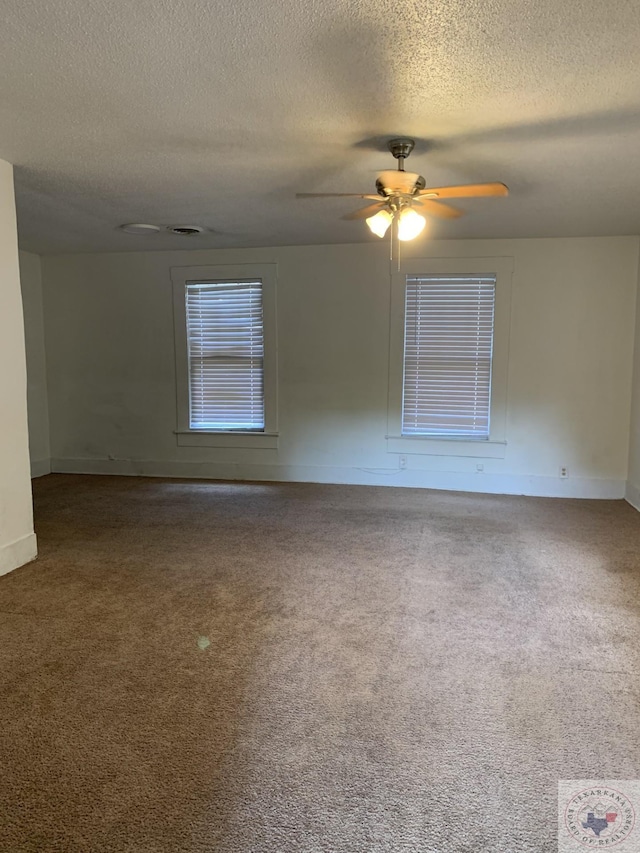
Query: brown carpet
1 474 640 852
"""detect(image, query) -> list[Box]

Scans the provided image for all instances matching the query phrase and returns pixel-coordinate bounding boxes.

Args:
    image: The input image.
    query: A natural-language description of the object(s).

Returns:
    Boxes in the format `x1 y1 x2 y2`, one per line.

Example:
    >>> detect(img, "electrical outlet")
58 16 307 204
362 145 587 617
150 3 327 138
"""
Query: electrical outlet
399 455 407 470
476 463 484 472
559 466 568 479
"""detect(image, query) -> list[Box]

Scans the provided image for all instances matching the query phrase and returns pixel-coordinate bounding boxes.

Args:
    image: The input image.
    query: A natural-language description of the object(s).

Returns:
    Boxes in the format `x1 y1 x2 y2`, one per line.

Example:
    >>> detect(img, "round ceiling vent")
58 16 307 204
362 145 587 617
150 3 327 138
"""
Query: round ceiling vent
118 223 161 236
167 225 206 236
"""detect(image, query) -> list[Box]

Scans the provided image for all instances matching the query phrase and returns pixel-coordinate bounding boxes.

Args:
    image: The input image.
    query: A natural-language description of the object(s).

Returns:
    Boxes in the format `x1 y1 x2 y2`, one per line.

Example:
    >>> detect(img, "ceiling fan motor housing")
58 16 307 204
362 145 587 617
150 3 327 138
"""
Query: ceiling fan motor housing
376 170 426 199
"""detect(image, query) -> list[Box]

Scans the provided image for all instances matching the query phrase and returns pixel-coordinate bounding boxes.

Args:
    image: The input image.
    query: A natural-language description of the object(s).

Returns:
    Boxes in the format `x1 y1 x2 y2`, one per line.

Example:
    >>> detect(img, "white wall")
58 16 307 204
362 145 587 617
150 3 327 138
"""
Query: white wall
0 160 37 575
19 251 50 477
626 258 640 509
41 235 639 499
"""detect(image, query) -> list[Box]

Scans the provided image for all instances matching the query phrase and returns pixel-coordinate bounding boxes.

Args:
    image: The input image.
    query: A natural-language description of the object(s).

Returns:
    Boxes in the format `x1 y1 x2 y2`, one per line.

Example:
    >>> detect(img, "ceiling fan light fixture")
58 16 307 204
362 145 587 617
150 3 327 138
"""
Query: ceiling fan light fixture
366 209 393 238
397 207 426 241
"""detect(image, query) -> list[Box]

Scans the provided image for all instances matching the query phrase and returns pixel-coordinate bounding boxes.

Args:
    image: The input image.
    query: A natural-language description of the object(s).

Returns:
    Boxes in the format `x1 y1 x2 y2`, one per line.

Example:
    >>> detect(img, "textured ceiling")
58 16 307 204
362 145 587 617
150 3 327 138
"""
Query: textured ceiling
2 0 640 254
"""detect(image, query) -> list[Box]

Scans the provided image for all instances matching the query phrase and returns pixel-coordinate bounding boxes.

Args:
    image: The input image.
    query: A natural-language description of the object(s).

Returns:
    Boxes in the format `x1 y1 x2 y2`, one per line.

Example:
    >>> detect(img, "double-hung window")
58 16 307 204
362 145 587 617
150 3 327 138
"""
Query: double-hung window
186 281 265 431
172 264 278 449
402 274 496 438
388 258 512 458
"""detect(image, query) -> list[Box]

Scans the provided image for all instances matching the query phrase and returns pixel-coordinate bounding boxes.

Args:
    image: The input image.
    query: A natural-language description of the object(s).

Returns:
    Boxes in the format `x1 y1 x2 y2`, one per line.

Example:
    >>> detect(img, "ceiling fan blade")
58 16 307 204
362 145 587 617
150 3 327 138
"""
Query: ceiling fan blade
412 198 464 219
342 202 386 221
416 182 509 199
296 192 382 200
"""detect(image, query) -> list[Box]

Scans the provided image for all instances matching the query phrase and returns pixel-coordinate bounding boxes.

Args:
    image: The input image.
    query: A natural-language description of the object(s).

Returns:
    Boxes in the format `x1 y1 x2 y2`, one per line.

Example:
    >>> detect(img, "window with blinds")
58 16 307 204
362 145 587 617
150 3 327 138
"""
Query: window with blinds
185 281 265 431
402 274 496 438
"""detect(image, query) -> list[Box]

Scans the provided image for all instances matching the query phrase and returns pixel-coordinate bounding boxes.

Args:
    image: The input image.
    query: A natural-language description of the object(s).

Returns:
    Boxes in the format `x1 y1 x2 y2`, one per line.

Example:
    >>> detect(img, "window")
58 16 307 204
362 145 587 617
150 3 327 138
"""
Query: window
186 282 265 431
172 264 277 449
402 274 496 438
388 257 512 458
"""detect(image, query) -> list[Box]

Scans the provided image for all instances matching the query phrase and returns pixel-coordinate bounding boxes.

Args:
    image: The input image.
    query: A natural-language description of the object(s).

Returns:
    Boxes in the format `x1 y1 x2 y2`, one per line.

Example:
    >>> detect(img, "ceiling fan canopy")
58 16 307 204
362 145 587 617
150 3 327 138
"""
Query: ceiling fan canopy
296 137 509 241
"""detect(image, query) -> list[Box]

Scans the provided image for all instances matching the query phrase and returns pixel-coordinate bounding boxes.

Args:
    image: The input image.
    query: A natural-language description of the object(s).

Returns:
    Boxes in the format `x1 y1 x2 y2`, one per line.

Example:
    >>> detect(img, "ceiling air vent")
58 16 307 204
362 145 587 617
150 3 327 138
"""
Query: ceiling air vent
167 225 205 236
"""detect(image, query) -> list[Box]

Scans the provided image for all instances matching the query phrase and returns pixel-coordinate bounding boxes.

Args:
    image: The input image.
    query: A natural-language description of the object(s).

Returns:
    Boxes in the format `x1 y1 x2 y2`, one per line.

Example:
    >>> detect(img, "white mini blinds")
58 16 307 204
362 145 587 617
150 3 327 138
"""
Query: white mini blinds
402 274 496 438
185 281 265 431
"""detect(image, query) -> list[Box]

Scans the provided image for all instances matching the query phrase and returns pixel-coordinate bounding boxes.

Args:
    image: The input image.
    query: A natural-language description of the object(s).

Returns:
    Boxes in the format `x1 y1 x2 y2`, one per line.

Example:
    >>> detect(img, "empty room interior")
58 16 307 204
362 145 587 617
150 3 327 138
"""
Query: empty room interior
3 1 640 851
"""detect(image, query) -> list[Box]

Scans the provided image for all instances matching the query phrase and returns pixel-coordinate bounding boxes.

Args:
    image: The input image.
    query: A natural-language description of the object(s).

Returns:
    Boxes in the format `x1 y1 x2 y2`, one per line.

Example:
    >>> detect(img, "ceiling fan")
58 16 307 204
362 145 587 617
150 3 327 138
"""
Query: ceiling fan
297 137 509 241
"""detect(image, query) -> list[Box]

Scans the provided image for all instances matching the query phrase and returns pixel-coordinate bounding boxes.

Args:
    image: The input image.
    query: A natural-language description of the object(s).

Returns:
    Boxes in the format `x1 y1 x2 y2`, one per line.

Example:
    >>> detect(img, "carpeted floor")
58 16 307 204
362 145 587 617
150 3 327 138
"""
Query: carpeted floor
1 474 640 852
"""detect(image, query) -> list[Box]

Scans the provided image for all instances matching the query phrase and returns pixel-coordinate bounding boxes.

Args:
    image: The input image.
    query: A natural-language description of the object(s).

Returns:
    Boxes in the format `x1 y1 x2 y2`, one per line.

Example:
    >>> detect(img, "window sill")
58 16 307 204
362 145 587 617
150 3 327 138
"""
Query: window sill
386 435 507 459
176 431 279 449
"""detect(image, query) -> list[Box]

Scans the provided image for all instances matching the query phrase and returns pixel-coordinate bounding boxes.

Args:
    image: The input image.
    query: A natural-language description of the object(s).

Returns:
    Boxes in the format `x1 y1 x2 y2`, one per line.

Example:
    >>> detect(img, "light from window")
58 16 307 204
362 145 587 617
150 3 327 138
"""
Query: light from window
402 274 496 438
186 281 264 431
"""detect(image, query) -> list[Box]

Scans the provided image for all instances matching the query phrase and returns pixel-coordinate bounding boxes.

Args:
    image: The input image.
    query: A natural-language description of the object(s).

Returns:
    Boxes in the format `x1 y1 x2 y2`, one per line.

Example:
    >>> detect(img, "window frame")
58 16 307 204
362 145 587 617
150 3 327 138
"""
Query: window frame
387 257 513 459
172 263 278 449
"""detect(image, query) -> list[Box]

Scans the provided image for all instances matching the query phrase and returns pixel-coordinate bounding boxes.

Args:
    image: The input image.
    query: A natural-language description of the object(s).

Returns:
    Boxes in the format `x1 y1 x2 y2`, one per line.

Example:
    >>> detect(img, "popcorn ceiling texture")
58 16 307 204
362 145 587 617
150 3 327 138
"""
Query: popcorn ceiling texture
1 474 640 851
1 0 640 252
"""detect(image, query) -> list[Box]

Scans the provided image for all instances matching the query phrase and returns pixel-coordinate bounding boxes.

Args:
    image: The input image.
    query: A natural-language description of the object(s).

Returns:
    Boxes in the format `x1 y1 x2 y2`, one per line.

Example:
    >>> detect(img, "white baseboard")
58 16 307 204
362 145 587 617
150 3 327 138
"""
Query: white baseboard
50 457 625 500
625 481 640 511
0 532 38 577
30 457 51 478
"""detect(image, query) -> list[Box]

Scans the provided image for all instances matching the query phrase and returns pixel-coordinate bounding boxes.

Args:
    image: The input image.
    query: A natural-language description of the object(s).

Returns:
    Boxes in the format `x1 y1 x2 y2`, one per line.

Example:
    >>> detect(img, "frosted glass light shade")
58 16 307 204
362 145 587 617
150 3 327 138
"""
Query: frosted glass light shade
366 209 393 238
397 208 426 241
